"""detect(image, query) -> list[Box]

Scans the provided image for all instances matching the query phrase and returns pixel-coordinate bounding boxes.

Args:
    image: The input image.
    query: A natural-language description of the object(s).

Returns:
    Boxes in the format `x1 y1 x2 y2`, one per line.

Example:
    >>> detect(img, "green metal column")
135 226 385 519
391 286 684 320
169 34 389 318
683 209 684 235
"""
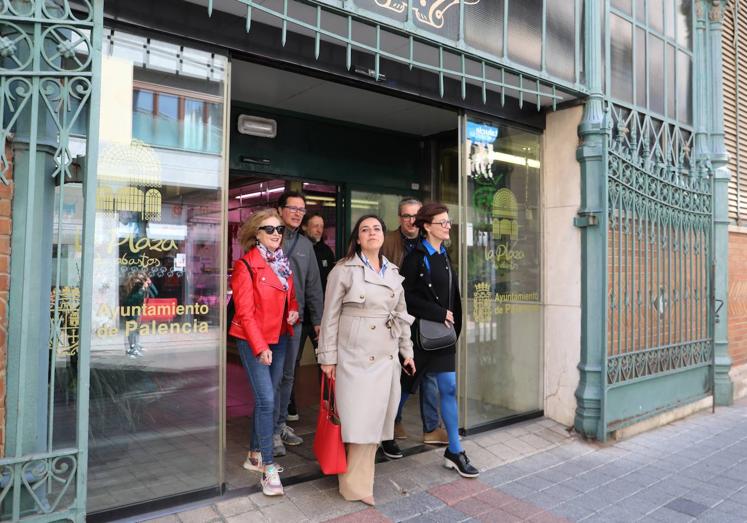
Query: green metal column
707 0 734 405
0 1 103 520
574 0 608 441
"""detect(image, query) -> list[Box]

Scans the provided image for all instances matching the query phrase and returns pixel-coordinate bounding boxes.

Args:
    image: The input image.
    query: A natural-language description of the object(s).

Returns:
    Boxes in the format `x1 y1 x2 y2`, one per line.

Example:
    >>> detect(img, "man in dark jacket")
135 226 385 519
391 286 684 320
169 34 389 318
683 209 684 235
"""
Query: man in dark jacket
287 212 335 421
380 198 447 459
273 191 324 456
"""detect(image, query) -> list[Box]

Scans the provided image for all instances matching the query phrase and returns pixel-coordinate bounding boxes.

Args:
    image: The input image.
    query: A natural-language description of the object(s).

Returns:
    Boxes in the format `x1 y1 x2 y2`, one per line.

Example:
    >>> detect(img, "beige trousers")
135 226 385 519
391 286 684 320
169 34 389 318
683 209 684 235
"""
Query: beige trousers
338 443 377 501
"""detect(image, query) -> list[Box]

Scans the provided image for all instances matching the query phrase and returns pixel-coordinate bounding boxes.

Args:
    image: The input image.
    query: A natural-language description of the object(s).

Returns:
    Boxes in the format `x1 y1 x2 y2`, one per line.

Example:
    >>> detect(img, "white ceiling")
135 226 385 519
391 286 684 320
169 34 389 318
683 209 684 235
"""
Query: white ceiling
231 60 457 136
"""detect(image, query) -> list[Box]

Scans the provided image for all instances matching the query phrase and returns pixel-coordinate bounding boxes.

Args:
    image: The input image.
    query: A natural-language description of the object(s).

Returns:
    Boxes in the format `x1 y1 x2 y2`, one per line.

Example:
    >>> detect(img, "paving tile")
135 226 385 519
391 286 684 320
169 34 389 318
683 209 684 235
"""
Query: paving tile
377 491 444 521
261 501 309 522
452 496 494 517
406 506 471 522
174 505 221 523
427 478 490 505
570 490 612 512
215 495 258 517
475 508 522 522
528 490 567 510
474 488 517 508
225 510 269 523
711 499 747 517
647 506 696 522
516 474 556 492
527 510 570 523
550 501 596 521
248 489 289 508
325 508 392 522
542 483 583 501
664 497 710 517
695 508 747 523
498 480 535 499
501 499 544 519
481 465 527 487
141 516 180 523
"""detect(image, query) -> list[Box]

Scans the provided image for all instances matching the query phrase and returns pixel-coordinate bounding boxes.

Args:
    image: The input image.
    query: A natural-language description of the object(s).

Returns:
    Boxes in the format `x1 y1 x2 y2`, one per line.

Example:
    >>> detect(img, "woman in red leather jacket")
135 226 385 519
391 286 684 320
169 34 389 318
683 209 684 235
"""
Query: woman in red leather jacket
230 208 299 497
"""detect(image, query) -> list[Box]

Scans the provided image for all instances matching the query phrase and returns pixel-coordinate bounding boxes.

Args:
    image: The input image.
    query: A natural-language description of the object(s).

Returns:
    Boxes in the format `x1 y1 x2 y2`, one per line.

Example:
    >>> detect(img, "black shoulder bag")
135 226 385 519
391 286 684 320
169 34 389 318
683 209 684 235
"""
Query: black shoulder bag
416 254 457 351
227 259 252 332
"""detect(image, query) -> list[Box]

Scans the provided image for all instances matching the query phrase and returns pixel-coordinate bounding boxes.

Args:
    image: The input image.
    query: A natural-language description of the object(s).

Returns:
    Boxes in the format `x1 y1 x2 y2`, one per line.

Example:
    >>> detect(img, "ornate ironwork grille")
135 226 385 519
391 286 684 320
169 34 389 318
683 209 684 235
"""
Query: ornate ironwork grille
606 103 712 391
0 0 102 521
595 0 715 435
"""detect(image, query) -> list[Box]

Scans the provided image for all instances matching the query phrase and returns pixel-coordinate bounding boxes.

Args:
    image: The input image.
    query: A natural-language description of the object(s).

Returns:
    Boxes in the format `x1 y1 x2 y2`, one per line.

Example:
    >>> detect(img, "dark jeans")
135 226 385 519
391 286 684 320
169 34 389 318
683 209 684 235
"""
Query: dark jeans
237 336 288 464
289 322 320 409
395 372 440 433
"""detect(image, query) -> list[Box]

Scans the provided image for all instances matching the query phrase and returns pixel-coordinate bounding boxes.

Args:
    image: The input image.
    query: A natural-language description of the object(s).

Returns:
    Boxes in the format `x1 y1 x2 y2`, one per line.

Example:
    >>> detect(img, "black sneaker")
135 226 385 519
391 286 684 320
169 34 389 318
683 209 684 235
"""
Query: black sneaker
380 439 403 459
444 448 479 478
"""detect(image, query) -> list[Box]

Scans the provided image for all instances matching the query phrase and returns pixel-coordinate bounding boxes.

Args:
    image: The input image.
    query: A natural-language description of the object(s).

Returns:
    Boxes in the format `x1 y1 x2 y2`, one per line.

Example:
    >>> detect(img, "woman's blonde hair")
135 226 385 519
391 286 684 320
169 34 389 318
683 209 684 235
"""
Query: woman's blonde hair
237 208 283 252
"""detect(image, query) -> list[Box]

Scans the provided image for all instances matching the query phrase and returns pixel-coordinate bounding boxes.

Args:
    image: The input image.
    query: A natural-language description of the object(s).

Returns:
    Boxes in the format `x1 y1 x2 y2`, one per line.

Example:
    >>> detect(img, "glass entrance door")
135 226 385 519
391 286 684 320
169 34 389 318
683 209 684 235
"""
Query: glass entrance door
225 174 341 487
459 116 543 430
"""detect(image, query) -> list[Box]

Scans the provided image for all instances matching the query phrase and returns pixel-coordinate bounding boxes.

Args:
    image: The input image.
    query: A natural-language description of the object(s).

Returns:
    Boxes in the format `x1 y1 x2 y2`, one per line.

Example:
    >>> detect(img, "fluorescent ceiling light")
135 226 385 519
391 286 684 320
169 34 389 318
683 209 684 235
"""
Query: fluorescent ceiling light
490 151 540 169
238 114 277 138
234 186 284 200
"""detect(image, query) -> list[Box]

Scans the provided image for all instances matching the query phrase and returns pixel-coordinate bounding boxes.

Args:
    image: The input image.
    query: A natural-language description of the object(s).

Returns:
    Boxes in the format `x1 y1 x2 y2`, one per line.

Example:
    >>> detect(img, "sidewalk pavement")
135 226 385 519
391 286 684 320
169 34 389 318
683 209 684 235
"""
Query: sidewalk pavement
143 398 747 522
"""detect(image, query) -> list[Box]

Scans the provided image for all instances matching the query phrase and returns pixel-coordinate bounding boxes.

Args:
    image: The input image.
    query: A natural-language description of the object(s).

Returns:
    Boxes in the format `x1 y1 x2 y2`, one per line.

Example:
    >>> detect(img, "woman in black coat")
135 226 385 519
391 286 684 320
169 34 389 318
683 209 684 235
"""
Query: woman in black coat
400 202 479 478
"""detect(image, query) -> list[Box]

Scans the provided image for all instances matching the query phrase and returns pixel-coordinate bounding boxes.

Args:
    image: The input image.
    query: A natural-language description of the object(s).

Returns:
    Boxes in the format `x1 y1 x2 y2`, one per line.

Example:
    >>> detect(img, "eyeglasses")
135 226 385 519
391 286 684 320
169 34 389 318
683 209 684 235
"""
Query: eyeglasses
283 205 307 215
258 225 286 235
399 214 417 221
430 219 452 228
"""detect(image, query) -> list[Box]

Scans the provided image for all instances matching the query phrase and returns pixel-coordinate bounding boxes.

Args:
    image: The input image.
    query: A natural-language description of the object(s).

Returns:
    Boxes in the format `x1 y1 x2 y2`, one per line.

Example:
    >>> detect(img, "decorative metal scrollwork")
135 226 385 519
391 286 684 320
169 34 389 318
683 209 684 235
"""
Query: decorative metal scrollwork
607 104 712 386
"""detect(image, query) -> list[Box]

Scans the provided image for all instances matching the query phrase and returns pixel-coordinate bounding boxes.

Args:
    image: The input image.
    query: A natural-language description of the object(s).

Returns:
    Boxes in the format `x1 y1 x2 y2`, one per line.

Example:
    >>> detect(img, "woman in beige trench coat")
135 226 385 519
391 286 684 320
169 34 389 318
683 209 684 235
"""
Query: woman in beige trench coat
316 214 416 506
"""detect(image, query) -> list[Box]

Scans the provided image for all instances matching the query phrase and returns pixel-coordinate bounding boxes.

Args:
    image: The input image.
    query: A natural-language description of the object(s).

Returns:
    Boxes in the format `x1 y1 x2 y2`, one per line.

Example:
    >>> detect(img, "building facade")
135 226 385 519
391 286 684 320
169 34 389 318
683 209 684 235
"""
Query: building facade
0 0 734 520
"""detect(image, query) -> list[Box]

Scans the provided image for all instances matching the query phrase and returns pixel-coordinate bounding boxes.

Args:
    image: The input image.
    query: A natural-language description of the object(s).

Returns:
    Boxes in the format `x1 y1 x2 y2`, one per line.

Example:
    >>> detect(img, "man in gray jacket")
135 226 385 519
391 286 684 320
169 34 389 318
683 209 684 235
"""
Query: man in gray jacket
273 191 324 456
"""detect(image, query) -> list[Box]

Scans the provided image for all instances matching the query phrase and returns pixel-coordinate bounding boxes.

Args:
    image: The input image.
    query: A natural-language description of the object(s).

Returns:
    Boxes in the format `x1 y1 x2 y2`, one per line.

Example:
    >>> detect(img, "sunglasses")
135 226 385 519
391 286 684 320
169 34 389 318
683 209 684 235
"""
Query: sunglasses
258 225 286 235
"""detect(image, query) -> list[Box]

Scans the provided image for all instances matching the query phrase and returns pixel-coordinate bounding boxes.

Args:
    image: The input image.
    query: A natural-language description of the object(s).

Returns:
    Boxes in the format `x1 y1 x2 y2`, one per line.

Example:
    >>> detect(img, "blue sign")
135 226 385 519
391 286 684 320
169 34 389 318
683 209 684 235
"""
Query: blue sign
467 122 499 143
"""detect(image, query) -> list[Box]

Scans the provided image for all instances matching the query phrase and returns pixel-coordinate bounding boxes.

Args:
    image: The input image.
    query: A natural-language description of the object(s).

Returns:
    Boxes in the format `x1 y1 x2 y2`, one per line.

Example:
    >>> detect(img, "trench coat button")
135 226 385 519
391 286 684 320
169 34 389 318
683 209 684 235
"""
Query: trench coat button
390 293 395 298
428 283 432 287
359 294 364 299
389 355 393 360
369 355 375 361
262 277 266 281
370 325 376 330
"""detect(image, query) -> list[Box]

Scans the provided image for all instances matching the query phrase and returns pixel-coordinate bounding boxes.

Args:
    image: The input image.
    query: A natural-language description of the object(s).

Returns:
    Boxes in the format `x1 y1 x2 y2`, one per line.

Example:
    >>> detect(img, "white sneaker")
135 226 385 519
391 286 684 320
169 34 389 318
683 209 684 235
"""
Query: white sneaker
261 464 284 496
243 451 262 472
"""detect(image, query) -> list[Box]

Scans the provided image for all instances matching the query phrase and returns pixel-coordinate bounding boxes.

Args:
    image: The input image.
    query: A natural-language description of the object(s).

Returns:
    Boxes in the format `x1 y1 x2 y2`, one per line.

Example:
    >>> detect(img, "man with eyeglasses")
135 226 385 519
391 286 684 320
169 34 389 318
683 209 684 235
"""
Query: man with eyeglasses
272 190 324 457
380 198 447 459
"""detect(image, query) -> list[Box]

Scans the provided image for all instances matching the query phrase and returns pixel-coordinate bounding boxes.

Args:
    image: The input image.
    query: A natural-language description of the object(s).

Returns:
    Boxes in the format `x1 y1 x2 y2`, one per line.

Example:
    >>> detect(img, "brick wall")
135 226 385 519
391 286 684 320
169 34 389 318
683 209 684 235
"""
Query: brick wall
730 231 747 368
0 139 12 457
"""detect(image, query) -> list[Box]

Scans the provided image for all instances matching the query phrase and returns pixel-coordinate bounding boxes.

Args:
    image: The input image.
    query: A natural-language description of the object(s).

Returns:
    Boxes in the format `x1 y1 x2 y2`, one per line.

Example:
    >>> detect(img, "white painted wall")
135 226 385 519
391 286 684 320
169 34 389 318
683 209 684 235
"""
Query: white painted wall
542 106 582 427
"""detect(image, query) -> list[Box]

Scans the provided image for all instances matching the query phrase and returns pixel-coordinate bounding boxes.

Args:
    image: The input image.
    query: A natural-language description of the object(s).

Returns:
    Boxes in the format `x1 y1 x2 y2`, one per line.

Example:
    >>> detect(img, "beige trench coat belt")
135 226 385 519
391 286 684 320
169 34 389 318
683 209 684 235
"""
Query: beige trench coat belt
339 309 414 339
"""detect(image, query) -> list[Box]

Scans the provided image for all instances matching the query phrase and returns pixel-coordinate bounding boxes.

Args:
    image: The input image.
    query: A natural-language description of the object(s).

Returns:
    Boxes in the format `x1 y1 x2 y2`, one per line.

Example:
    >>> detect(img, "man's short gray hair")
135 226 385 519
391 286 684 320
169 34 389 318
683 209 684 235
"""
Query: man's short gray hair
398 198 422 214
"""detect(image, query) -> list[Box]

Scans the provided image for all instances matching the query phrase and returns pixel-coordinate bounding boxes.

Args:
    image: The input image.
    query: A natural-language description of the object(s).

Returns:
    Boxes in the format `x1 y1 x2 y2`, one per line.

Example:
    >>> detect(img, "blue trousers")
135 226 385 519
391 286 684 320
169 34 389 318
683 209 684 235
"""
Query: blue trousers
237 336 288 464
395 372 440 433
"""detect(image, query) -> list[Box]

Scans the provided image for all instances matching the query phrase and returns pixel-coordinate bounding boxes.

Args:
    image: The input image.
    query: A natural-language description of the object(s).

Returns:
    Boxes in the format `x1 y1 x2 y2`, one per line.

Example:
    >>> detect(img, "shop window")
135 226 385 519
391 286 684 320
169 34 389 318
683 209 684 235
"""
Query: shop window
507 0 542 70
132 83 223 155
546 0 577 82
464 0 504 58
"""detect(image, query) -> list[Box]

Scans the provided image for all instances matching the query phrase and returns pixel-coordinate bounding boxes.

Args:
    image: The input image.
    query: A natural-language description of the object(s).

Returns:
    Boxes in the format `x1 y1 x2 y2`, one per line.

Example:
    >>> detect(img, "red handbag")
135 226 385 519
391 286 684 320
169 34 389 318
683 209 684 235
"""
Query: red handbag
313 375 347 475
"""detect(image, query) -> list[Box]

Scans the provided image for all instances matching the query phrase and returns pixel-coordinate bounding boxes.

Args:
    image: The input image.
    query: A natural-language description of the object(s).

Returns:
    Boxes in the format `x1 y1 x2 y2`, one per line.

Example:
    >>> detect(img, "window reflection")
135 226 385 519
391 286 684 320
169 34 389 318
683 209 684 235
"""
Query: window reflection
610 14 633 103
507 0 542 70
133 85 223 155
82 30 227 513
463 119 542 428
